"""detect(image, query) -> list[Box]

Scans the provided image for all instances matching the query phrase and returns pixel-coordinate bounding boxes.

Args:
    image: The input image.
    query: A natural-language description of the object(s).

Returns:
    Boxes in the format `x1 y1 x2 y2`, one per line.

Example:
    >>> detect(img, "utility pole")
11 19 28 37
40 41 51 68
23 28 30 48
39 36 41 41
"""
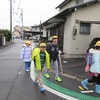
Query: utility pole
39 14 42 41
40 20 41 40
20 8 23 39
10 0 12 40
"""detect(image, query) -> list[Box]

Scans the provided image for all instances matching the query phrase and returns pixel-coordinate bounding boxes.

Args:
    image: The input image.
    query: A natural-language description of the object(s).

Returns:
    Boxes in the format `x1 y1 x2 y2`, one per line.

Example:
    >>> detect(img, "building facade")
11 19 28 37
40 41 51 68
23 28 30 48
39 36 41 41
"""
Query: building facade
41 0 100 56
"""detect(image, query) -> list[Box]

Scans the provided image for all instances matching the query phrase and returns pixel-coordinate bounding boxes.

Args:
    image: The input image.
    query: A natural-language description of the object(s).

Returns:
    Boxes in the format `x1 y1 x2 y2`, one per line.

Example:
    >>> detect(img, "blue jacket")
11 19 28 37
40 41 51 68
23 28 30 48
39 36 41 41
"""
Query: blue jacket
89 49 100 74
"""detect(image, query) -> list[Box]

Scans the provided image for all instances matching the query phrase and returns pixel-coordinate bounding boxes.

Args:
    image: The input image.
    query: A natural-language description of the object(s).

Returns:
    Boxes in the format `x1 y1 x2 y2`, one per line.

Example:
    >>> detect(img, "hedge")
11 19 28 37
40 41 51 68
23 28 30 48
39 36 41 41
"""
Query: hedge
0 29 12 42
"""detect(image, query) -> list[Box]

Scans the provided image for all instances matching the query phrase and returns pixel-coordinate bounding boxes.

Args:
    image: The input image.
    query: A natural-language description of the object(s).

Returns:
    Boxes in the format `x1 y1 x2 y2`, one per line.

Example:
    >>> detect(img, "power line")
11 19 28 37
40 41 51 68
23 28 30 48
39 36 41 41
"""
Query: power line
17 0 22 14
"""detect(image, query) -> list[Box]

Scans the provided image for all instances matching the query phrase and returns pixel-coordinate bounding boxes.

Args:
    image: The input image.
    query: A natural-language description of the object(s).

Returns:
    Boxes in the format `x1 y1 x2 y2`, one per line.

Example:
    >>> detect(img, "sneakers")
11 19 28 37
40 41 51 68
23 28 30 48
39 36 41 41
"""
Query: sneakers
81 79 88 90
44 73 50 79
44 74 62 82
40 87 45 92
25 69 30 72
34 81 39 85
55 76 62 82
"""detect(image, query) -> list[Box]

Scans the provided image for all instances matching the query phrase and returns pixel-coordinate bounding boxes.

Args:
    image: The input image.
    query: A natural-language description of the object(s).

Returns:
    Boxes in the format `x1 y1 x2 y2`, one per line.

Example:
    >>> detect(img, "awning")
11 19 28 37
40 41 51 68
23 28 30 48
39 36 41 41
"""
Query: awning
43 23 58 29
47 18 65 23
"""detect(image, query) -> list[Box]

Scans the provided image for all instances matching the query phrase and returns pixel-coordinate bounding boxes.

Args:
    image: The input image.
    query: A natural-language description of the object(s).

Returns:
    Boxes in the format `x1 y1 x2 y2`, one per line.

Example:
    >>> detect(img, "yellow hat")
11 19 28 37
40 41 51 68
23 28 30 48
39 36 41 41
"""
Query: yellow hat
52 35 58 39
25 41 31 45
40 43 46 47
96 41 100 46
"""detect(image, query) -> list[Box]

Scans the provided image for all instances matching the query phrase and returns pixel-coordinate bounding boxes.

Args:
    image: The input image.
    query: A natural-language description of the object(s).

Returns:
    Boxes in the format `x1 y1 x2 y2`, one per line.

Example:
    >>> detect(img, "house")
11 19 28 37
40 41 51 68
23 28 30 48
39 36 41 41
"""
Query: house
13 25 43 40
13 25 23 38
30 25 43 36
13 25 32 38
41 0 100 57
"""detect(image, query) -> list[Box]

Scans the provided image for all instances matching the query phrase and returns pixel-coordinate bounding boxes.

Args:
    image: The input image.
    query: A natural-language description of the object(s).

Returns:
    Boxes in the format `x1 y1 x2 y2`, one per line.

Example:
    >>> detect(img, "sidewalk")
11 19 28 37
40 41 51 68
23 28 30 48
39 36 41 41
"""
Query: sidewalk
61 57 89 79
31 41 100 99
45 56 100 99
0 40 67 100
1 41 100 100
0 41 14 50
56 56 100 98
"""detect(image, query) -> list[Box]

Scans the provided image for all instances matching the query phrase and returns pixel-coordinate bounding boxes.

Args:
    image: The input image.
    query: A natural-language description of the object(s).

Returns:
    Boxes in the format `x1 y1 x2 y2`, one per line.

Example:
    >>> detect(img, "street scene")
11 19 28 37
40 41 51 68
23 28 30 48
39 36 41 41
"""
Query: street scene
0 0 100 100
0 38 100 100
0 39 67 100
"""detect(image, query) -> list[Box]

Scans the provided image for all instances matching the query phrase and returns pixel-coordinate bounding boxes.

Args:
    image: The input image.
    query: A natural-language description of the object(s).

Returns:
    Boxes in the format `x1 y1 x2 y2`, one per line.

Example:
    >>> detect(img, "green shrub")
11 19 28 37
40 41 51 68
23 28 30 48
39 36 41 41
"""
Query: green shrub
0 29 12 42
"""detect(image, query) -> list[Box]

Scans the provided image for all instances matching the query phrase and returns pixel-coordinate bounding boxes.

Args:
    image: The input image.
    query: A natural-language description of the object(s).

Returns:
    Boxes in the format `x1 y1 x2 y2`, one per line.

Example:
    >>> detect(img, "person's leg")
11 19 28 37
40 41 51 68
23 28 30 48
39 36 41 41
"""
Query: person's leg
34 68 39 85
27 61 31 70
53 60 58 77
44 60 54 79
88 76 97 83
95 74 100 94
44 64 50 78
34 75 39 85
81 76 96 90
25 62 29 71
37 71 45 92
37 71 43 87
54 60 62 82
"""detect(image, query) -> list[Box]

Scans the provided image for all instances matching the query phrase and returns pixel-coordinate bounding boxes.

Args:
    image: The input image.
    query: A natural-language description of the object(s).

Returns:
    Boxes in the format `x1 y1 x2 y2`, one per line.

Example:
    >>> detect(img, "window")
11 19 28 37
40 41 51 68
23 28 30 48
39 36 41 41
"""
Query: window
75 0 83 5
80 23 91 35
50 28 57 36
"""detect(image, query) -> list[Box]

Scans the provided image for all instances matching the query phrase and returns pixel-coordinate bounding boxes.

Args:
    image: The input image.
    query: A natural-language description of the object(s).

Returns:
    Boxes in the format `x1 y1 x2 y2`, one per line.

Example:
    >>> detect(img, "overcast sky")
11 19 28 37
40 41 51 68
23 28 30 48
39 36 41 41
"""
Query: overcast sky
0 0 64 30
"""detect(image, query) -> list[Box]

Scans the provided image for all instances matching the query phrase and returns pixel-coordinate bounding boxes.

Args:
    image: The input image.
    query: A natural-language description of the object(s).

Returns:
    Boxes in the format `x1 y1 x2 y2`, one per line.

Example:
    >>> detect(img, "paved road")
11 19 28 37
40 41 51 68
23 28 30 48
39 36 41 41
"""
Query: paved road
0 39 66 100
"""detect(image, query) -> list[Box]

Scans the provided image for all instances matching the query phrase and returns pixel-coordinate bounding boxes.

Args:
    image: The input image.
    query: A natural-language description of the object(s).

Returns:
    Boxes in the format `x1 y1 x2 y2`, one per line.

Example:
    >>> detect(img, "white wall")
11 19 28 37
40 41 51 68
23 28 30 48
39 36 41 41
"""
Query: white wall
84 0 93 3
59 0 93 12
63 14 72 54
68 3 100 54
59 0 75 12
31 27 40 32
43 28 46 37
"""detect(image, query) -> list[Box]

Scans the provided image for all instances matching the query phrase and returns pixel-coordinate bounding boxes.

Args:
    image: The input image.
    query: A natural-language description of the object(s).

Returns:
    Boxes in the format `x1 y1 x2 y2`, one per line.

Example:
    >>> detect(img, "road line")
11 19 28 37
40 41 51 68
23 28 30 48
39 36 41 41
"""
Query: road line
30 44 100 100
44 85 78 100
30 61 100 100
30 61 77 100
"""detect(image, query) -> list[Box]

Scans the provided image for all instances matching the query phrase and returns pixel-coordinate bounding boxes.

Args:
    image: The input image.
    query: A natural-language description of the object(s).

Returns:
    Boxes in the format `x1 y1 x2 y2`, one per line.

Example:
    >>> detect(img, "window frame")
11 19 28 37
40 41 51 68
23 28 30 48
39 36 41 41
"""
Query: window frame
79 22 91 35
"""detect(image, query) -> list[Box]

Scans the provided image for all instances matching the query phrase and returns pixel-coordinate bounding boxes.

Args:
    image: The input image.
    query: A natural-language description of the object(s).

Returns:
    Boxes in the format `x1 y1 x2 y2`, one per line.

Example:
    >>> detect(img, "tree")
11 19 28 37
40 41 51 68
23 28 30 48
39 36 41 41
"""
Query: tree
0 29 12 42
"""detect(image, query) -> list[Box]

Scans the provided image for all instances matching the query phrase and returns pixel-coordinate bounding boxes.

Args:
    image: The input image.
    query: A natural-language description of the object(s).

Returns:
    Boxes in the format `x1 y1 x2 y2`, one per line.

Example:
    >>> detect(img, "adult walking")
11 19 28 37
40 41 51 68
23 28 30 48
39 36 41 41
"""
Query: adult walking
44 35 62 82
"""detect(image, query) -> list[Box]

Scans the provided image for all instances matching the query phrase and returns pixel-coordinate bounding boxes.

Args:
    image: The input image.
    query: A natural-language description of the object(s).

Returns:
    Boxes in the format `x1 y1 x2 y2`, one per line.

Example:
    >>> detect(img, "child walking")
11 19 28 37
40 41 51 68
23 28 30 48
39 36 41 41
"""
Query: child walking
81 41 100 94
44 35 62 82
20 41 32 71
32 43 50 92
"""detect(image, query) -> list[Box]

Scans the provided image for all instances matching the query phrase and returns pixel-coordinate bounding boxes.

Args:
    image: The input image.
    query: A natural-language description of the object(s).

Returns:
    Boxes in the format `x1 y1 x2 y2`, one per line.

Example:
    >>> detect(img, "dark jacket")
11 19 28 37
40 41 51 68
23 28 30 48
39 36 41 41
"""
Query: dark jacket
46 43 59 61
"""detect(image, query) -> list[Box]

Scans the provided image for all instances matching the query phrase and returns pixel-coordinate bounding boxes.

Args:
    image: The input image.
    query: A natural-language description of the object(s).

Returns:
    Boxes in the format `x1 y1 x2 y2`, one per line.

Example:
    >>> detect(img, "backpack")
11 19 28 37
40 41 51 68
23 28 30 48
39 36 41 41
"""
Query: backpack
86 52 93 65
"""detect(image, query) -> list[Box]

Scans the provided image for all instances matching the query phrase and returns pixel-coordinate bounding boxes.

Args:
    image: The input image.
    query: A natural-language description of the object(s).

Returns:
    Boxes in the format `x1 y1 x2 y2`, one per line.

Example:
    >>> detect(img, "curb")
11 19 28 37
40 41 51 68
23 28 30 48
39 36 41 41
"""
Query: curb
0 42 15 52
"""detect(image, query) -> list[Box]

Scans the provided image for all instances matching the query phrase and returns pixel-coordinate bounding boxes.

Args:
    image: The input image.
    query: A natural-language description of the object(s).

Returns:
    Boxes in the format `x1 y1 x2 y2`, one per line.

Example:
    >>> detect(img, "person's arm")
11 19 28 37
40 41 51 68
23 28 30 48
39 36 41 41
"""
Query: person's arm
46 45 51 55
45 51 50 70
32 49 36 61
89 48 100 54
20 47 25 59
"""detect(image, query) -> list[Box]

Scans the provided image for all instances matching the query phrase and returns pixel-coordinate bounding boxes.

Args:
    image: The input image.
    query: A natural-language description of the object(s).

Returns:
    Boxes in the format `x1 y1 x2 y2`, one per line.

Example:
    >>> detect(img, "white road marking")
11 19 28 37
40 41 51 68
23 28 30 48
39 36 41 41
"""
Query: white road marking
44 85 78 100
30 61 78 100
81 90 94 93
